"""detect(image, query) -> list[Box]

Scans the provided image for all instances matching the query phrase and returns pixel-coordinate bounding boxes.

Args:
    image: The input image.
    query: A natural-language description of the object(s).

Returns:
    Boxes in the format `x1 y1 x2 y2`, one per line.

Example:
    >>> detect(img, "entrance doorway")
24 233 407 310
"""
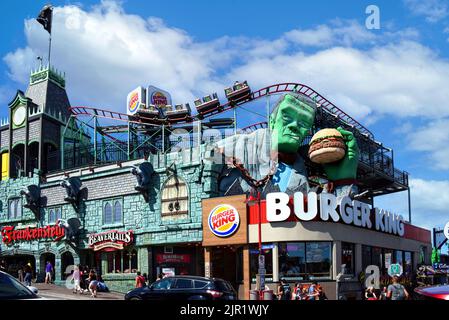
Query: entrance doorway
40 252 56 283
210 246 242 292
2 254 36 279
61 252 74 280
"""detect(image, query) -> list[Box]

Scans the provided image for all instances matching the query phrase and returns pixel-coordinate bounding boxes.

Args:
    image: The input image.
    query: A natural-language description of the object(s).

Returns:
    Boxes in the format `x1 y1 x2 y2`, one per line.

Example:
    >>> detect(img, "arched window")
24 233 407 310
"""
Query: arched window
114 200 122 224
161 175 188 217
49 209 55 223
104 202 112 224
56 208 62 221
8 198 22 219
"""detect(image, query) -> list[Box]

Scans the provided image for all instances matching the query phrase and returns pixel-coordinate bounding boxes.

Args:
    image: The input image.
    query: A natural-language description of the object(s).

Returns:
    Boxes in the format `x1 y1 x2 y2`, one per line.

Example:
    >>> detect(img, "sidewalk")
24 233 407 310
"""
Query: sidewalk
33 283 124 300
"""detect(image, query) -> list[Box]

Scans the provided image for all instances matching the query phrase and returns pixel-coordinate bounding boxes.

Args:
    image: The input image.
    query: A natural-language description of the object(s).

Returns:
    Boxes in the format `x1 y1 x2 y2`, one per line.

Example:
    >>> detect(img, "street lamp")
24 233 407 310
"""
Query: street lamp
246 190 265 298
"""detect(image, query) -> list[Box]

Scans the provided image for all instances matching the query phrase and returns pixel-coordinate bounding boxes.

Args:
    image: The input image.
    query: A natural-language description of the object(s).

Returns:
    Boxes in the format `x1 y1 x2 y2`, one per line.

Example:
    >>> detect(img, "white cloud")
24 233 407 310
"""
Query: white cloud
375 178 449 234
3 2 449 125
407 118 449 170
404 0 449 23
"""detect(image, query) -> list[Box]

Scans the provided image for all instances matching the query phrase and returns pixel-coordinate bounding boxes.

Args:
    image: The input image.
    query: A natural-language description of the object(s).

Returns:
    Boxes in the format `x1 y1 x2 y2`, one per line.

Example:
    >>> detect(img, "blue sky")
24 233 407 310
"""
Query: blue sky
1 0 449 249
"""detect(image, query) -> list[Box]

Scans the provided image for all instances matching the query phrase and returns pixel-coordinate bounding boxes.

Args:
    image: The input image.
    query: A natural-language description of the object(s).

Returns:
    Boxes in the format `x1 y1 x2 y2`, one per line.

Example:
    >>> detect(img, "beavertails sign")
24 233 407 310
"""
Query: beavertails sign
88 230 134 252
1 224 65 244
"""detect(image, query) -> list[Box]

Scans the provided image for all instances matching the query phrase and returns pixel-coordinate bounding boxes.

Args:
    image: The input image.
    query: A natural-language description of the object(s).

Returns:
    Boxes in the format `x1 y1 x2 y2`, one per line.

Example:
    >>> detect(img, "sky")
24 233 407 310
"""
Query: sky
0 0 448 251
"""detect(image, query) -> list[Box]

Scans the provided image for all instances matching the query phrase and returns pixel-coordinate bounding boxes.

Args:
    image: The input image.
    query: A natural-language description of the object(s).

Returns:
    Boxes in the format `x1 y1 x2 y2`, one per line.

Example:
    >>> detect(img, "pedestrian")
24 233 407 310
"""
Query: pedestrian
317 284 328 300
387 276 409 300
293 283 303 300
276 278 292 300
143 273 148 284
365 286 377 300
18 266 24 283
307 281 320 300
135 271 146 288
0 260 6 273
87 270 98 298
24 263 32 286
45 261 53 284
378 286 388 300
72 265 82 294
157 273 164 281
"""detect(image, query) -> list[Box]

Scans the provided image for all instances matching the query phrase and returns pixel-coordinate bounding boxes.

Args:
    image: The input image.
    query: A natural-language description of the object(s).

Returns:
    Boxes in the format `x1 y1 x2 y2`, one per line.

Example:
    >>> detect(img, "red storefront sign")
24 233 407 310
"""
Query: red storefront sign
1 224 65 244
156 253 191 264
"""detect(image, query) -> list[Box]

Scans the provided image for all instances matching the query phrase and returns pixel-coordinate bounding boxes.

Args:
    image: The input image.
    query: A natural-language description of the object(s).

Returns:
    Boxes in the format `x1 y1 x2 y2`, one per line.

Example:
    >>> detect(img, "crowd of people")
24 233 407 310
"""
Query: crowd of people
275 279 328 300
70 265 109 298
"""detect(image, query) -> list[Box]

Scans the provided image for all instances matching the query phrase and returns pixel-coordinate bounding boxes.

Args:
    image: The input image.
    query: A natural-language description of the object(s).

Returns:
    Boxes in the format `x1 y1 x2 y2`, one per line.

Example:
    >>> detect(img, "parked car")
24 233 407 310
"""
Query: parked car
414 285 449 300
0 271 41 300
125 275 238 300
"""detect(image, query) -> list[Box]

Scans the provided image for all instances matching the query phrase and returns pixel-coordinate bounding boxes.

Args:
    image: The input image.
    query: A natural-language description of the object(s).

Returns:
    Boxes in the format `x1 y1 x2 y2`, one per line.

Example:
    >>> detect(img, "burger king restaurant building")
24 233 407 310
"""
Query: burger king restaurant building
202 193 431 300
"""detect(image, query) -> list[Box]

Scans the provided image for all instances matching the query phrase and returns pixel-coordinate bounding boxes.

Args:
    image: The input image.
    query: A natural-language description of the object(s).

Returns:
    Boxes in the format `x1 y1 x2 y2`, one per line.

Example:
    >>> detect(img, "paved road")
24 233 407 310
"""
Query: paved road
34 283 124 300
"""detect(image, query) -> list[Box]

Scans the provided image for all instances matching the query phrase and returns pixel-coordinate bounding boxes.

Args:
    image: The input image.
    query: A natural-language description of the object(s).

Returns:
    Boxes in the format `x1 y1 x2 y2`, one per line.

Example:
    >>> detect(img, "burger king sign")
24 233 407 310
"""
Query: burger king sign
208 204 240 237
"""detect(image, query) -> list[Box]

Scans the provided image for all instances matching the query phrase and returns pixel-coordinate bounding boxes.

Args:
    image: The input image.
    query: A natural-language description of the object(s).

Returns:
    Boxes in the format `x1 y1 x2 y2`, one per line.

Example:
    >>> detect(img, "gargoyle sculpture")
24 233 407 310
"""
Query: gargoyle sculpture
60 177 88 211
56 217 82 243
20 184 41 220
130 162 154 202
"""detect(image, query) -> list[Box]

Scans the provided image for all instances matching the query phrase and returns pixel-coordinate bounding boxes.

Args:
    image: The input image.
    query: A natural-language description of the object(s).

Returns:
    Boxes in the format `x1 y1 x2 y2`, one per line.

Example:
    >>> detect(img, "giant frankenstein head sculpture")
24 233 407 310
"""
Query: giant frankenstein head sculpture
269 94 316 154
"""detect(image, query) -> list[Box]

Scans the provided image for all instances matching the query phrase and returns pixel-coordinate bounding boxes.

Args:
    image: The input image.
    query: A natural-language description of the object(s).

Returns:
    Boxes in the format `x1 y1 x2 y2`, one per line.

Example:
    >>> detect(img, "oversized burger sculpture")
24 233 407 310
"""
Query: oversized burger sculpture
308 128 347 164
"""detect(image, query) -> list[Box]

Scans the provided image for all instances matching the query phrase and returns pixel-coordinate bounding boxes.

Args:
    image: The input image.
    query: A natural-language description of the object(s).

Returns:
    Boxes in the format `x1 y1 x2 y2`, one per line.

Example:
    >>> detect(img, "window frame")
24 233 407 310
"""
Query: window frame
102 197 123 227
47 206 62 224
7 198 22 220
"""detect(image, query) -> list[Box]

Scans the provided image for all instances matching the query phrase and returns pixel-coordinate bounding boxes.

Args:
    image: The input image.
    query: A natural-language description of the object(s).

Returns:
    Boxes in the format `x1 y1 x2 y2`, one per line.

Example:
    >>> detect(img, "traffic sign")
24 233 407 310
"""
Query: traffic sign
388 263 403 277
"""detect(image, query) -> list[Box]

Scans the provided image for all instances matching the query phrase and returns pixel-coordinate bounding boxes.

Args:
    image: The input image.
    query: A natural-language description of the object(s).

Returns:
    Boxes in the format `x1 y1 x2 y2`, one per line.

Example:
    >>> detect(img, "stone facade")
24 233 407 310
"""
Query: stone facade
0 146 220 292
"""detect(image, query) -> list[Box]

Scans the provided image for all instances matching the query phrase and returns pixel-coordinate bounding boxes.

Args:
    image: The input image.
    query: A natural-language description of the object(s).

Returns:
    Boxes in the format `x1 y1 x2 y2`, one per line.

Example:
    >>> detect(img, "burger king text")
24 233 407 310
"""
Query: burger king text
266 192 405 236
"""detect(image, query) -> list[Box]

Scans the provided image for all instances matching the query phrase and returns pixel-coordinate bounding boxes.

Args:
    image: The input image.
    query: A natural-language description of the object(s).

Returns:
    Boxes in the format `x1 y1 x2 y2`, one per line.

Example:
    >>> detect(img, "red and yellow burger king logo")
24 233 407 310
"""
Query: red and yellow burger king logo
151 91 168 106
128 91 139 113
208 204 240 237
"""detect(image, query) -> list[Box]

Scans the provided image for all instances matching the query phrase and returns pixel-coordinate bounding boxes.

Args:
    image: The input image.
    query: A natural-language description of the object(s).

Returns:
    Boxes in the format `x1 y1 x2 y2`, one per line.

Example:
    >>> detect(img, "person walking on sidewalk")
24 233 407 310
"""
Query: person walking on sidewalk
45 261 53 284
24 263 32 286
18 266 24 283
135 271 146 288
72 265 82 294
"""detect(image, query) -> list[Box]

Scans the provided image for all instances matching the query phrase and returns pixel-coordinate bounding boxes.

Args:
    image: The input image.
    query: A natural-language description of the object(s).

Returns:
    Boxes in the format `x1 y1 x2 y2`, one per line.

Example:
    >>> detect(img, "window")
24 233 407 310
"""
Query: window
48 207 62 224
278 242 332 281
173 279 193 289
250 245 274 282
106 248 137 274
404 251 413 275
152 278 174 290
194 280 208 289
161 175 188 217
341 242 355 275
8 198 22 219
103 198 122 225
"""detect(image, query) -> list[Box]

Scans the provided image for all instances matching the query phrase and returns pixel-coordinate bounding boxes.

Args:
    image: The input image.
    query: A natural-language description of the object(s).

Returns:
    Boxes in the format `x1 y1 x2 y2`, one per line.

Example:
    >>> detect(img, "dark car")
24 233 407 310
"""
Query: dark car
414 285 449 300
124 275 238 300
0 271 41 300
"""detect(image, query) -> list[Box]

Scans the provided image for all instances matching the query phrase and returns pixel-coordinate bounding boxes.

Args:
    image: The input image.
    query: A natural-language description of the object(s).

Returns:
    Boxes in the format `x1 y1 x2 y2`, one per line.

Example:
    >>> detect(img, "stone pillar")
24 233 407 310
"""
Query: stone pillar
204 247 212 278
355 243 363 276
55 254 61 282
333 241 342 279
138 247 149 275
242 245 250 300
101 252 108 274
272 243 279 283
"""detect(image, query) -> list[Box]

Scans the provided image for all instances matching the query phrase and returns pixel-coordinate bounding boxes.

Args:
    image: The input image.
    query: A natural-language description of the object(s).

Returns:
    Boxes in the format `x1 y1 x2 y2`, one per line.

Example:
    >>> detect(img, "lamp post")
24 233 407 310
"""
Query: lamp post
247 191 265 298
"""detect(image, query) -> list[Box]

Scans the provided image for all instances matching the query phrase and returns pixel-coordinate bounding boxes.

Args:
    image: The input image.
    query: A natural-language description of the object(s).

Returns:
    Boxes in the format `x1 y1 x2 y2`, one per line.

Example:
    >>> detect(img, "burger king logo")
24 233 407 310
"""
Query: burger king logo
128 91 139 113
208 204 240 238
151 91 168 106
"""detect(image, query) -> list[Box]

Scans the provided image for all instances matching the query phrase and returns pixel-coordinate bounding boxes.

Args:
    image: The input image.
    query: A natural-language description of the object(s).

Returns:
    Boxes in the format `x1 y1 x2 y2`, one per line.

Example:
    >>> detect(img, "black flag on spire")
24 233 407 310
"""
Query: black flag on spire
36 4 53 34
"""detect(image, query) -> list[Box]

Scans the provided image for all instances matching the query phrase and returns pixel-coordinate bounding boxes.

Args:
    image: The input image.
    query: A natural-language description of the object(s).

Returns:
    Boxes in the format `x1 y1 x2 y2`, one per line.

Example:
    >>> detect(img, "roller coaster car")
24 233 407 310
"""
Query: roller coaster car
194 93 221 117
137 104 161 119
224 81 251 104
164 103 192 120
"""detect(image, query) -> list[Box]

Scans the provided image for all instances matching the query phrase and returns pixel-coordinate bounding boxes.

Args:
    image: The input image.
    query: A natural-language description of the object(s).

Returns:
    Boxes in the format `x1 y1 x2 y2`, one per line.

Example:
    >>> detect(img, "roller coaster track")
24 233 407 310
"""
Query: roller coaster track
69 83 374 139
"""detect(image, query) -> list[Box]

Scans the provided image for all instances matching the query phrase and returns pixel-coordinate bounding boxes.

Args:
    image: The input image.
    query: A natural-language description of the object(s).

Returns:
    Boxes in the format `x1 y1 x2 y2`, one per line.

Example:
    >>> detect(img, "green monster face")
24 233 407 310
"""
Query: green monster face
269 94 316 154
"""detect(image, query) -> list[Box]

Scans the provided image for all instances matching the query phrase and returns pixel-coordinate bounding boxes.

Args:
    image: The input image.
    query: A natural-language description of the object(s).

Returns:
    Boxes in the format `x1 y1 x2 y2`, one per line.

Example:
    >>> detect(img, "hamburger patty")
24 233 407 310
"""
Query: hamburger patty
309 138 345 154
